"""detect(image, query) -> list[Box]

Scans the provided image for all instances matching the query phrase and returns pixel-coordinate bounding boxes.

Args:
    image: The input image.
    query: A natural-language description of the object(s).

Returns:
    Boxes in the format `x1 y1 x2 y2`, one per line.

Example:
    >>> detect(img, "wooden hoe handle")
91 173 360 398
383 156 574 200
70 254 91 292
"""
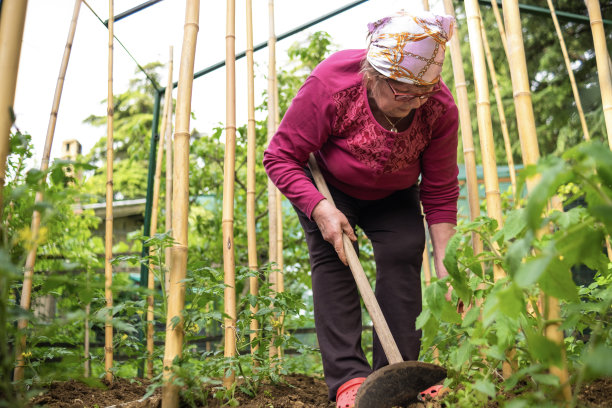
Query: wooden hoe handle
307 154 404 365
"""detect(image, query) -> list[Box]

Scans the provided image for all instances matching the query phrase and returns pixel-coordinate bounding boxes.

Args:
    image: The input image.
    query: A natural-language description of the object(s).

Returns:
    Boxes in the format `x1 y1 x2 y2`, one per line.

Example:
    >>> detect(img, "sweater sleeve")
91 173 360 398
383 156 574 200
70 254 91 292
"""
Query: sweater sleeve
263 75 336 218
419 99 460 226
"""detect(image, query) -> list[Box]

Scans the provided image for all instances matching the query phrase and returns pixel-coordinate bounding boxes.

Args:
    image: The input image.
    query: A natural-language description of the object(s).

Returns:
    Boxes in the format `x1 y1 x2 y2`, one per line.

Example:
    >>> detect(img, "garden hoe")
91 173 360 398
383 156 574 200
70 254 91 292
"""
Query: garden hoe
308 154 446 408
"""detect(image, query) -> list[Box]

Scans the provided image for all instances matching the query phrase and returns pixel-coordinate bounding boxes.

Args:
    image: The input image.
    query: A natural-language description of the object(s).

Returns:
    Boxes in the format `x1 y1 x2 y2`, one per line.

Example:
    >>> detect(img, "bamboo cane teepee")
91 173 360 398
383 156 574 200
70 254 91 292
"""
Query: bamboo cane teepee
162 1 199 406
12 0 82 382
222 0 238 388
501 0 572 401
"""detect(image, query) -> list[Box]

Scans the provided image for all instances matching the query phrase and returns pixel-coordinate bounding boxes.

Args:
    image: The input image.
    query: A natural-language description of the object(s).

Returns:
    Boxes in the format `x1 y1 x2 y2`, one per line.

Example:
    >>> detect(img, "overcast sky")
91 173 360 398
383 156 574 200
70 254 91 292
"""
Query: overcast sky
14 0 438 168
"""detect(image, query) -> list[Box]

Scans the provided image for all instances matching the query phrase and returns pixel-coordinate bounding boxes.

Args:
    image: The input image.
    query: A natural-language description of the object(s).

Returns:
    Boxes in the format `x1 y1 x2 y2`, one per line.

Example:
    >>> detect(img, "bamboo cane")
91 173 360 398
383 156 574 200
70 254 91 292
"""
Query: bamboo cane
502 0 572 401
12 0 81 382
223 0 241 386
84 303 90 377
267 0 278 281
245 0 259 354
273 63 284 359
442 0 483 255
585 0 612 148
466 0 513 379
104 0 115 384
479 7 517 198
162 1 199 406
164 53 174 294
547 0 590 141
146 47 174 379
267 0 279 360
0 0 28 220
422 0 429 12
222 0 238 388
489 0 509 61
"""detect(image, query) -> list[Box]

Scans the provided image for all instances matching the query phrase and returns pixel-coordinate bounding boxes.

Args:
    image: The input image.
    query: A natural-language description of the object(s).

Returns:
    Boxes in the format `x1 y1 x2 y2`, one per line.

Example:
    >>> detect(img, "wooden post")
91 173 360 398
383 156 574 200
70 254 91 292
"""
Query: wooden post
0 0 28 219
585 0 612 148
422 0 429 11
13 0 81 382
222 0 238 388
547 0 590 141
162 1 199 406
146 47 174 379
245 0 259 354
502 0 572 401
479 7 517 198
104 0 115 383
442 0 482 255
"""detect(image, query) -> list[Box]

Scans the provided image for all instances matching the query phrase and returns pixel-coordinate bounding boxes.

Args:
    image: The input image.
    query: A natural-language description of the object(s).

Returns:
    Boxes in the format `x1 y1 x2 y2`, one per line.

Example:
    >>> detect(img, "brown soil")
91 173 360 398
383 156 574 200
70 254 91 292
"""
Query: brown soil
29 375 612 408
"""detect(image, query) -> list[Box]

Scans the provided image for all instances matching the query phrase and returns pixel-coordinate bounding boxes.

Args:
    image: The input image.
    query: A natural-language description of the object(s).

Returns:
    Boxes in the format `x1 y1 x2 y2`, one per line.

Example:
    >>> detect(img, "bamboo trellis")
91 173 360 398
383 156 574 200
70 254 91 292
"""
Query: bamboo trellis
465 0 513 379
146 46 174 379
547 0 590 141
442 0 482 256
501 0 572 401
104 0 115 383
585 0 612 149
162 1 199 406
245 0 260 354
222 0 238 388
0 0 28 218
12 0 82 382
479 8 517 198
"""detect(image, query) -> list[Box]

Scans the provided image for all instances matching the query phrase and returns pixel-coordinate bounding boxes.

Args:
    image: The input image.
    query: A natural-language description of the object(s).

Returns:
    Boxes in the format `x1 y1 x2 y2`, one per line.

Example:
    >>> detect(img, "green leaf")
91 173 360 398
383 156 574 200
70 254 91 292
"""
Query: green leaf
502 208 527 240
515 255 551 288
523 326 562 366
531 374 560 386
538 259 579 302
472 379 496 398
583 344 612 376
451 341 472 371
497 284 525 318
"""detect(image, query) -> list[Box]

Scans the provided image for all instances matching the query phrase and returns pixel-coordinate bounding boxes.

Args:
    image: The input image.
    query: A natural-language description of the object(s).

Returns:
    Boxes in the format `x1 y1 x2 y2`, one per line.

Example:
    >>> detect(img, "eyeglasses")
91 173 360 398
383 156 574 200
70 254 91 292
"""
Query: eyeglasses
386 79 441 102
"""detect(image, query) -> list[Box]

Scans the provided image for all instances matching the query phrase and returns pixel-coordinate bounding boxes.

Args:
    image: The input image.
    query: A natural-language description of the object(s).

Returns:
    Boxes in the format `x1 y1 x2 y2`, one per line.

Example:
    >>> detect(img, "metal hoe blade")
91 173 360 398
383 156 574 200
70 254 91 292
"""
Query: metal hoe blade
354 361 447 408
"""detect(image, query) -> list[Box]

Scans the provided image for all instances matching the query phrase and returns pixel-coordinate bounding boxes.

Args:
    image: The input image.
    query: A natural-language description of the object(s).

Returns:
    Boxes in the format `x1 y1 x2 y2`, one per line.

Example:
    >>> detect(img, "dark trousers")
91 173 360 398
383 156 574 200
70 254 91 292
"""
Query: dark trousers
294 178 425 401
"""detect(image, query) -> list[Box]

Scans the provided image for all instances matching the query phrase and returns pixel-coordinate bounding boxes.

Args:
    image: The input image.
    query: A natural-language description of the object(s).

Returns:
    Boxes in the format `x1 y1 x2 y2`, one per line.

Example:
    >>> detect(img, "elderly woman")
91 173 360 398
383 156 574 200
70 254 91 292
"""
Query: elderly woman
263 10 458 407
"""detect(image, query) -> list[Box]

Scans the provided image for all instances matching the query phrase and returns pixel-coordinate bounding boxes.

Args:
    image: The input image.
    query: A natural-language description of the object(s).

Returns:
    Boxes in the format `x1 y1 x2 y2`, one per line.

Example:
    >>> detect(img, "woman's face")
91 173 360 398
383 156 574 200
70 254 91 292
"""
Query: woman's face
371 78 436 117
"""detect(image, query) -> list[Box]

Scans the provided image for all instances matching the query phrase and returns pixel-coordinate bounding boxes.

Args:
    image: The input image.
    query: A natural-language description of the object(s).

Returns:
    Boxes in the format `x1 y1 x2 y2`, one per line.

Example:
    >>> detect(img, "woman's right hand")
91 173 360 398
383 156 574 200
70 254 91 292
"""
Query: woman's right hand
311 199 357 266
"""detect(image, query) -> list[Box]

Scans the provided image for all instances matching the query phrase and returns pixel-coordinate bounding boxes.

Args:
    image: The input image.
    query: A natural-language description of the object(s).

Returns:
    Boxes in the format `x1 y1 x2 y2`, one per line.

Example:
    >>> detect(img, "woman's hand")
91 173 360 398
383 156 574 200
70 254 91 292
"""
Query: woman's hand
311 199 357 266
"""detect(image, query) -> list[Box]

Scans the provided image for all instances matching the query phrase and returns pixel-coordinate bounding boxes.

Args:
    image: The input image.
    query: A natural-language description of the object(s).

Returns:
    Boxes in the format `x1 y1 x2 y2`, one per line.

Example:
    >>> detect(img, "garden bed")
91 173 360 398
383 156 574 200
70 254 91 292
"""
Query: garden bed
29 375 612 407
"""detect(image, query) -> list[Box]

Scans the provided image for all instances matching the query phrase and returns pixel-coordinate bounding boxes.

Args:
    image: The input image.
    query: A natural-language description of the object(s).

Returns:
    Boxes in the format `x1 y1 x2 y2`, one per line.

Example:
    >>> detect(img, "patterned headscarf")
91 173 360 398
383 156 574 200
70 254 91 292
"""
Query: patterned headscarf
366 10 455 86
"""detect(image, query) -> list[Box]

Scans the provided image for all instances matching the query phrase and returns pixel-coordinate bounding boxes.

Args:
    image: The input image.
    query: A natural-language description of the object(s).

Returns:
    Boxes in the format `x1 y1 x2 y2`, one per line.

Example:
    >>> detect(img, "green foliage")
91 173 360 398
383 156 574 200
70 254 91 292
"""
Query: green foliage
444 2 612 165
419 141 612 406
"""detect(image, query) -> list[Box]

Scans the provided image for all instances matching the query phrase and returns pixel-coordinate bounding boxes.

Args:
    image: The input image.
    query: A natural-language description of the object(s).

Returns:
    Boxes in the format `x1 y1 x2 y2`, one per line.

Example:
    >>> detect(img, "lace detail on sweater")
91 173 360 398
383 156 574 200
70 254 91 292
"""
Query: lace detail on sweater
332 84 447 174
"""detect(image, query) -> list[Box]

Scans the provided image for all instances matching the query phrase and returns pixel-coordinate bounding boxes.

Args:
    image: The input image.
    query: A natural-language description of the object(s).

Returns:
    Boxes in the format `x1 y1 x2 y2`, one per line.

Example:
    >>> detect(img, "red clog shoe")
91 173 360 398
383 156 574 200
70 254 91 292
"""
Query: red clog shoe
336 377 366 408
419 384 444 401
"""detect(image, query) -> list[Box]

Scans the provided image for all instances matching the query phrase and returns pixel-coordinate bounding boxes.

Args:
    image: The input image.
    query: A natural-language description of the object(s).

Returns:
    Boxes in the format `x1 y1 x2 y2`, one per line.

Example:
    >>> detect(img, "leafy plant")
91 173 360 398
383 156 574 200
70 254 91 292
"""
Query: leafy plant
418 141 612 406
